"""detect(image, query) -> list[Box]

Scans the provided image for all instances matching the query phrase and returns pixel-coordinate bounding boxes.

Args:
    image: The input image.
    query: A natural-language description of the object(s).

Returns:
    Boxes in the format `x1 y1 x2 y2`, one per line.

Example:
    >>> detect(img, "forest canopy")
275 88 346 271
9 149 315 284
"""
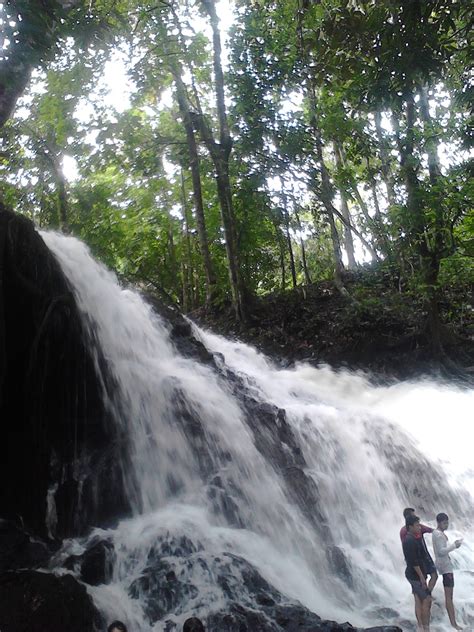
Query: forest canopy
0 0 472 343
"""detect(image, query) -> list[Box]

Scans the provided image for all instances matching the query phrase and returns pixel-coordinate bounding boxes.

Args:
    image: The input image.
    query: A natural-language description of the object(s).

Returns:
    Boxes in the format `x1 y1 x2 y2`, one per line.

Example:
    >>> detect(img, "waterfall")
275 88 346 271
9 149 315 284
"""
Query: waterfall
43 232 474 632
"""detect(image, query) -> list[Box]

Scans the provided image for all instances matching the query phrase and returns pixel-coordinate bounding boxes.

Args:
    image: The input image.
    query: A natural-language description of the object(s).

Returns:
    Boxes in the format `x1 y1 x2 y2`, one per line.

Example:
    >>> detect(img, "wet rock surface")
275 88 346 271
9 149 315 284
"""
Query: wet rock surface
120 534 402 632
0 519 51 572
64 537 115 586
0 569 102 632
0 206 131 537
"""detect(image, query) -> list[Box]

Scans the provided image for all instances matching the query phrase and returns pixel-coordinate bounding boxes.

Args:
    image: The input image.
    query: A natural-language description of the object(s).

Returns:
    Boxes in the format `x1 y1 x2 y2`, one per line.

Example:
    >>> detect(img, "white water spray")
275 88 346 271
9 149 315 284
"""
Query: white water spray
43 232 474 632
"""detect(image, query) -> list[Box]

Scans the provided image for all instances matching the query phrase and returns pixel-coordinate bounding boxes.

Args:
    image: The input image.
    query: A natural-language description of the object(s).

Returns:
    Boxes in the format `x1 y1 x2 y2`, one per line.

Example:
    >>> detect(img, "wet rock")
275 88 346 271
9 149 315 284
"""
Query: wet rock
130 558 199 622
65 538 114 586
123 531 403 632
127 532 207 622
144 295 214 365
0 519 50 572
0 206 131 538
0 569 102 632
206 606 400 632
207 475 245 528
206 602 273 631
127 540 333 630
81 539 114 585
207 363 329 537
364 628 402 632
327 545 353 588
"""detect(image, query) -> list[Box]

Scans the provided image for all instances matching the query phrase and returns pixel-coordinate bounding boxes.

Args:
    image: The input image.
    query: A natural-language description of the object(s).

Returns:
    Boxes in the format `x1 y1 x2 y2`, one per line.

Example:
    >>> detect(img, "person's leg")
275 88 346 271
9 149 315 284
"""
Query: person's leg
444 585 462 630
428 570 438 592
413 593 423 631
421 595 432 632
414 594 423 629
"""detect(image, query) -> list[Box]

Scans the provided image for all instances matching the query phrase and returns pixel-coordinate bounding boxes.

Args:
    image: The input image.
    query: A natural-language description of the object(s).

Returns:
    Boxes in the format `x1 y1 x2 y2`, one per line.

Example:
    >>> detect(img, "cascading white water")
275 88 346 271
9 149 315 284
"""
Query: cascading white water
43 232 474 632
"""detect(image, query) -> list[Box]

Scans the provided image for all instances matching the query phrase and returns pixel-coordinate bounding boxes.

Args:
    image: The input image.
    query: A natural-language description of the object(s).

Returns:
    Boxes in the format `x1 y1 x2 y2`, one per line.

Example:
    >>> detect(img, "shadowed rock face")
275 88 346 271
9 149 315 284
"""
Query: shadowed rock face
64 537 115 586
0 519 51 572
0 570 103 632
0 206 130 538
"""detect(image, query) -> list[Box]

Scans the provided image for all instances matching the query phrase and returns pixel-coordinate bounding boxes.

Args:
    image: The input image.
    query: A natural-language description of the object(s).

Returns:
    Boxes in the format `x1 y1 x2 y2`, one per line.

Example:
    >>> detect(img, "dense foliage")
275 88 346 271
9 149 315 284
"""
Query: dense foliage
0 0 472 344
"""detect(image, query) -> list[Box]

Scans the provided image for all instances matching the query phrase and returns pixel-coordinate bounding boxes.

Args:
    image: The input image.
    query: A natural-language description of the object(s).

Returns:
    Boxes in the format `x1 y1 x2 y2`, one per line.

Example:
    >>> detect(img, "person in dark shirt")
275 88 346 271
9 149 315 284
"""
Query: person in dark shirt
403 514 433 632
400 507 438 593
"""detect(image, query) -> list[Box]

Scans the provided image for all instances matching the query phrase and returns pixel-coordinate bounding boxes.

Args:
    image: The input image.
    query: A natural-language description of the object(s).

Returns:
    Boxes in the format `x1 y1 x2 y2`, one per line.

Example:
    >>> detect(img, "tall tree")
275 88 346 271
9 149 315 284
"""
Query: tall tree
333 143 356 269
173 69 218 307
193 0 248 320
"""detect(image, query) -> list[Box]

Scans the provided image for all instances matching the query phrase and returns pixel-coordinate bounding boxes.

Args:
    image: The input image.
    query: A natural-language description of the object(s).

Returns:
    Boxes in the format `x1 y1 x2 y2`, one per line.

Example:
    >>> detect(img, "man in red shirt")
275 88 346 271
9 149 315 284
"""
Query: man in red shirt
400 507 434 544
401 507 438 629
403 515 433 631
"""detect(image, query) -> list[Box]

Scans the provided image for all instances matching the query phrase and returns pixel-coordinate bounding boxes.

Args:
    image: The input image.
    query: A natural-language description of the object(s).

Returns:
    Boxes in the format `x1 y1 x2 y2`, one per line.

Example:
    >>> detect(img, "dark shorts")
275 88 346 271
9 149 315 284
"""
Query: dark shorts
407 579 431 601
443 573 454 588
424 558 437 575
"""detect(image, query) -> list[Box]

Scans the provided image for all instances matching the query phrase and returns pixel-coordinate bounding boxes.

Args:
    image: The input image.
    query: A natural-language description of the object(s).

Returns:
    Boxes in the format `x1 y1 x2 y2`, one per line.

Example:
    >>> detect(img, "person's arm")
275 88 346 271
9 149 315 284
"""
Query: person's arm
433 530 457 557
414 565 428 587
400 526 407 542
420 524 433 534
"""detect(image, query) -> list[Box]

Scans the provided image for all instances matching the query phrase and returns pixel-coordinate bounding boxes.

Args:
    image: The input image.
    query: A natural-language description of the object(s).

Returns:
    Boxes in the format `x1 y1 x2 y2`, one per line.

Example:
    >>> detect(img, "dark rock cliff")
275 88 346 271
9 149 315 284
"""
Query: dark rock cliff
0 206 130 538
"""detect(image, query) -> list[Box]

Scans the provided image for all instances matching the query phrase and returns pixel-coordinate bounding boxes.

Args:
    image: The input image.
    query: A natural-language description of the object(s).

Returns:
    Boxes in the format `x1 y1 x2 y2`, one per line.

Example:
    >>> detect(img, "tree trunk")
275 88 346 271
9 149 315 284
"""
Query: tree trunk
333 143 357 269
327 211 346 287
339 195 357 268
0 64 31 129
277 229 286 290
333 143 379 261
419 87 442 185
395 96 428 245
197 0 247 321
283 206 297 288
367 168 391 257
294 205 311 284
374 111 397 207
173 71 217 307
280 184 297 288
180 170 195 311
311 116 352 295
181 259 190 312
395 95 443 353
21 127 69 232
419 86 446 354
308 104 346 290
309 98 378 263
53 156 69 233
270 214 287 290
167 226 179 301
41 147 69 233
419 86 445 257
